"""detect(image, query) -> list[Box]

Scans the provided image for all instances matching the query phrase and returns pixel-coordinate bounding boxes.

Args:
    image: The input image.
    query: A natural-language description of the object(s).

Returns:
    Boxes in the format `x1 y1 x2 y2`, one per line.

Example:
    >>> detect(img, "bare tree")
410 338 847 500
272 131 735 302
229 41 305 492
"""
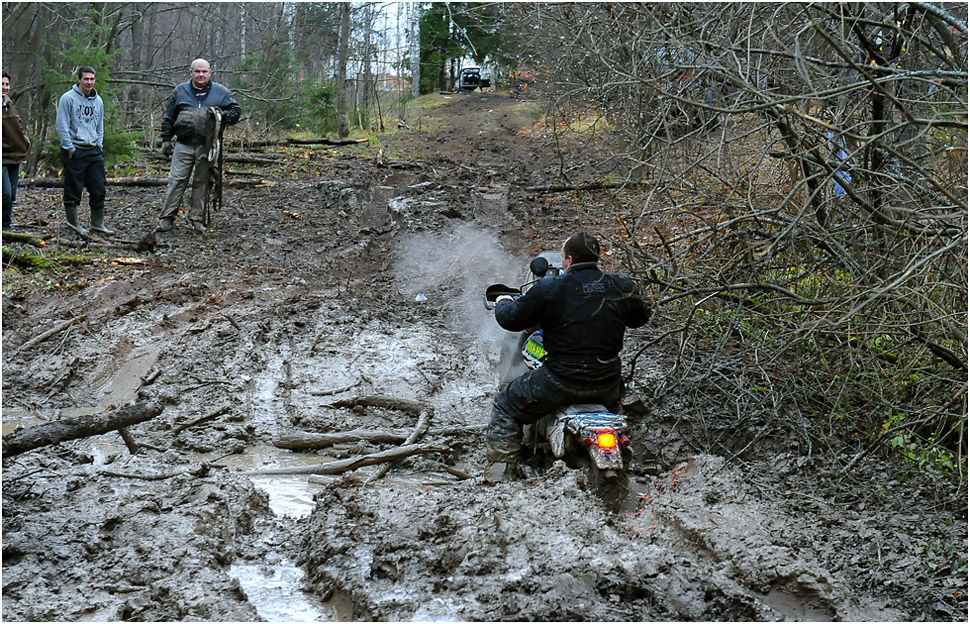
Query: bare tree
336 2 351 138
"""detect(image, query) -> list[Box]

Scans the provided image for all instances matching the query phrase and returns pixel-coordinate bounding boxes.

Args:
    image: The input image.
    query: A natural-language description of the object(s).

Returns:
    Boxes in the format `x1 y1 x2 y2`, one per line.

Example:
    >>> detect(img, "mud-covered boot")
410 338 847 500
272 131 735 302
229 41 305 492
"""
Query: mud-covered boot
484 435 522 484
64 204 88 237
484 458 519 483
90 207 114 235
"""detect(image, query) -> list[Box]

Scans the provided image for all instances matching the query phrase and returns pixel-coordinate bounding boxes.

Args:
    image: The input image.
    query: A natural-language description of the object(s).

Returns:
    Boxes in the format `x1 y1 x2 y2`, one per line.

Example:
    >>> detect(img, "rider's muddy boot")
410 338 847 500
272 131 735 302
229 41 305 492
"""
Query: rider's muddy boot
484 413 522 483
64 204 88 237
90 207 114 235
484 459 519 483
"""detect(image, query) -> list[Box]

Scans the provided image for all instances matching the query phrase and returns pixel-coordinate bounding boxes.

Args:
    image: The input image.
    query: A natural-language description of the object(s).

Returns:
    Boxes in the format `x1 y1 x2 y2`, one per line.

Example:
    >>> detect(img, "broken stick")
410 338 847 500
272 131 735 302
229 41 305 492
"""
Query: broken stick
14 316 86 355
273 424 483 450
241 443 447 476
365 408 431 484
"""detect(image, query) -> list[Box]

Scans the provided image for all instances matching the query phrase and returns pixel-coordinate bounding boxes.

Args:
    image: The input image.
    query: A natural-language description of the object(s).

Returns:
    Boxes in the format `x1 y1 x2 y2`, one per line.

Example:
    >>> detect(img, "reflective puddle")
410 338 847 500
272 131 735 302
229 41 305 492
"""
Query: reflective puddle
229 559 355 622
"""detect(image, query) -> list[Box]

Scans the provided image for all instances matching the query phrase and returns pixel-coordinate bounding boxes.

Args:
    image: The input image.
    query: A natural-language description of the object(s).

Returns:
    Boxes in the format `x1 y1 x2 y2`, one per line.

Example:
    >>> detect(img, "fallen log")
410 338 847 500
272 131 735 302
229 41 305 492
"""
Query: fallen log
20 176 269 188
21 176 167 188
2 402 163 458
279 138 369 146
523 182 623 194
2 231 52 247
325 394 424 415
242 443 447 476
274 424 483 450
225 155 285 165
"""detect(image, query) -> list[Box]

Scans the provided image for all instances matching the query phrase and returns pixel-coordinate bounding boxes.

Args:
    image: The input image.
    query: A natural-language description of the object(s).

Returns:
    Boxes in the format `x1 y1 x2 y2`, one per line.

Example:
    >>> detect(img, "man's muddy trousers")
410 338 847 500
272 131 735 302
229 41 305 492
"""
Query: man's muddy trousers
485 365 624 463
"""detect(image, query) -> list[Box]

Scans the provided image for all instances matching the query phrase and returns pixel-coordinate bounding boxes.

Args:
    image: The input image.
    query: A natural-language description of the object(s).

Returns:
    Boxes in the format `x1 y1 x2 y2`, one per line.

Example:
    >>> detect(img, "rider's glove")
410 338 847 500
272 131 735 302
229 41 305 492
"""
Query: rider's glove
161 140 174 157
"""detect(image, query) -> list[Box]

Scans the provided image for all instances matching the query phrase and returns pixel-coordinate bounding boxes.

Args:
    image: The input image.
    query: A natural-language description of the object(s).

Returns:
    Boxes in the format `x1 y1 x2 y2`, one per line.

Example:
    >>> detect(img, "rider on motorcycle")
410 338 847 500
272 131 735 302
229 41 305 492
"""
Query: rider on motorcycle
485 231 652 482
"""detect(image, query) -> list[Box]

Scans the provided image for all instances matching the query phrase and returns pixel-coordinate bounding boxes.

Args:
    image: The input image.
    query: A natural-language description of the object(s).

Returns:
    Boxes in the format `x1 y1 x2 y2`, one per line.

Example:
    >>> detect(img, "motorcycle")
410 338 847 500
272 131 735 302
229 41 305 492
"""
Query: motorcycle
484 253 633 503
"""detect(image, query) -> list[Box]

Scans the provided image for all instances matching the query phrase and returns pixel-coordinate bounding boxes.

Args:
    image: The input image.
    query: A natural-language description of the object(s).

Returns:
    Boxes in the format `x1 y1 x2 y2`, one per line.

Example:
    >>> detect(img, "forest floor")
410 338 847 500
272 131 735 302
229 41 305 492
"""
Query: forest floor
2 88 967 622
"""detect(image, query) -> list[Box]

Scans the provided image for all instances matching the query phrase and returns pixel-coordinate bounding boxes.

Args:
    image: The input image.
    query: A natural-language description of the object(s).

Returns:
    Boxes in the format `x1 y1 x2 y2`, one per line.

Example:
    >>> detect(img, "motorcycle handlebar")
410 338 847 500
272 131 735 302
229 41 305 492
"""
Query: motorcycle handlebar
483 283 521 310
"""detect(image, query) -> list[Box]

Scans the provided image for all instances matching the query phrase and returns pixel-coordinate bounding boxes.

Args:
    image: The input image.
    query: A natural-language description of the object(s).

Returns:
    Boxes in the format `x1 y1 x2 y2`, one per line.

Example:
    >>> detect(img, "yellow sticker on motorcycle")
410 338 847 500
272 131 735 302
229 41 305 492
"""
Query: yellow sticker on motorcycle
522 330 547 369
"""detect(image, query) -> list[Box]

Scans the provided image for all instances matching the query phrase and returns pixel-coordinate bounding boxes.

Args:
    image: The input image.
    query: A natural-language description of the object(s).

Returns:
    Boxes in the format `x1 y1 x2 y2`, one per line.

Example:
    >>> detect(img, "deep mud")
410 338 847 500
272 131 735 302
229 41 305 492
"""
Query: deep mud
3 93 966 621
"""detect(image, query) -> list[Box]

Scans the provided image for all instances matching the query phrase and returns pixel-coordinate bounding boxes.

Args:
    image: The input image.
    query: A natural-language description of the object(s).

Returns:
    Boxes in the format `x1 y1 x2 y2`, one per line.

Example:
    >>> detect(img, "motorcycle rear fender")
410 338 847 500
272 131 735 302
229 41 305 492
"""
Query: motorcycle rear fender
586 443 626 470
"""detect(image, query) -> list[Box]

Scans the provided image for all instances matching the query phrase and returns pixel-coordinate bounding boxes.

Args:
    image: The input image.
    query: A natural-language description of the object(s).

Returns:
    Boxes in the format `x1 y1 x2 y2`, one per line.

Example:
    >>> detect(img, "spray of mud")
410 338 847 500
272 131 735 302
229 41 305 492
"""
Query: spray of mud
392 224 529 351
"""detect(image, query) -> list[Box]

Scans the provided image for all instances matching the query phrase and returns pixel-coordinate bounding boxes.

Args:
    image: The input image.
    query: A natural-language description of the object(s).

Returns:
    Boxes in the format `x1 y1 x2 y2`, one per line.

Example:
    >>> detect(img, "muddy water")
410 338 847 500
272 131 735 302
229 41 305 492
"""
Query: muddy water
2 407 338 621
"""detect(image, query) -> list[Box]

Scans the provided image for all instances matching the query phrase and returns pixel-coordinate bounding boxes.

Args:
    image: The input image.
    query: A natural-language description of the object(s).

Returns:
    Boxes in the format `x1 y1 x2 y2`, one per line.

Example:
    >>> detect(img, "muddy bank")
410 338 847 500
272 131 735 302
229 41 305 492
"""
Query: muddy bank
3 93 966 622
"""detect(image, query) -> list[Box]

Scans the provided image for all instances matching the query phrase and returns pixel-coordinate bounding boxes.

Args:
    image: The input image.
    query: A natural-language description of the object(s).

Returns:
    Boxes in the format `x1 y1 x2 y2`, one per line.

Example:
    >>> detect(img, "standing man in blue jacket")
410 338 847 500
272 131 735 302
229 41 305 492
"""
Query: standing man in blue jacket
55 66 111 236
157 58 240 233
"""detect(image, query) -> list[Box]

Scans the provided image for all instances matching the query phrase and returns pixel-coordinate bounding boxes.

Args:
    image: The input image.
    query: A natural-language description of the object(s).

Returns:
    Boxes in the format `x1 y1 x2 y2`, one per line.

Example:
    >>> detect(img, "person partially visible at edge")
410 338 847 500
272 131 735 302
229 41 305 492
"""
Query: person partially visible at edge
2 70 31 231
484 231 652 483
55 65 111 237
157 58 240 234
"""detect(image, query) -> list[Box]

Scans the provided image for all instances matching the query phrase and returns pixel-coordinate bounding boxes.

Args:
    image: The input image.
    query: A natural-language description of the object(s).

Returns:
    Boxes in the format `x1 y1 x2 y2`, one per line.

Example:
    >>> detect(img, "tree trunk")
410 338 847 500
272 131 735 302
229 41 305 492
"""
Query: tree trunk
337 2 351 138
2 402 163 458
410 2 421 98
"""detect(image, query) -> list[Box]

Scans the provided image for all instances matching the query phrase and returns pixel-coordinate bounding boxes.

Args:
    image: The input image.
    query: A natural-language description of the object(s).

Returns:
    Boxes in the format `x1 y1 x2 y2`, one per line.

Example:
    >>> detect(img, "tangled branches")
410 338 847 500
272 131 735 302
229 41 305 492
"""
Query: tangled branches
525 2 968 483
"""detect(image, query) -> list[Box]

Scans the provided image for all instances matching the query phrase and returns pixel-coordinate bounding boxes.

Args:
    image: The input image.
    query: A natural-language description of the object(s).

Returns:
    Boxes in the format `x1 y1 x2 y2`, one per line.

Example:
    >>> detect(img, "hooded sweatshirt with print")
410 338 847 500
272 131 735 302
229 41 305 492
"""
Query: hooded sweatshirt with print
55 84 104 152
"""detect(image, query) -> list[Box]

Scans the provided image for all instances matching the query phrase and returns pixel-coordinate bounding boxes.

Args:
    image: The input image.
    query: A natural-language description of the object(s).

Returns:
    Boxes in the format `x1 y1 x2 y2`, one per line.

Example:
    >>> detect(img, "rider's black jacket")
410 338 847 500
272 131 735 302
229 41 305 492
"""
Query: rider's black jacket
495 262 650 384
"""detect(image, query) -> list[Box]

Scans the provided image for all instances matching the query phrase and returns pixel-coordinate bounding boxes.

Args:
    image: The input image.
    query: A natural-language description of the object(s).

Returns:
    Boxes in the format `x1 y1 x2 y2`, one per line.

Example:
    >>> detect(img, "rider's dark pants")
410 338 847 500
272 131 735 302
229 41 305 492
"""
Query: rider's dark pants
485 365 623 462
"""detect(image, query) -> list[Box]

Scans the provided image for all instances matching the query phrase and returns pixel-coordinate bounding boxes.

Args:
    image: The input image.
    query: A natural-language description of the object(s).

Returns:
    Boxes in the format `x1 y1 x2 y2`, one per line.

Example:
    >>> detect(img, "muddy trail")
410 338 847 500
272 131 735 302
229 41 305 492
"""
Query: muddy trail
2 93 966 622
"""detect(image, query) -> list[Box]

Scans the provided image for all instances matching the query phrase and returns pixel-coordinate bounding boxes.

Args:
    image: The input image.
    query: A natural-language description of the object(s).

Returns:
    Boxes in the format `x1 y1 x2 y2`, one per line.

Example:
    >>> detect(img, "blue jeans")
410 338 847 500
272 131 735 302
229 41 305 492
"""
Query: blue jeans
2 163 20 229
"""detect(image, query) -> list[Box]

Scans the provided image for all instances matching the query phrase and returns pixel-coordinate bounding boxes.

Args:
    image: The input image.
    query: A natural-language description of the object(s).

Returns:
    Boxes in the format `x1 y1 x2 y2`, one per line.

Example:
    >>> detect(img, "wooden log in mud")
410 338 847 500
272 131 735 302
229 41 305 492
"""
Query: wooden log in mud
242 443 447 476
279 137 369 146
21 176 167 188
523 182 623 194
324 394 425 415
2 402 163 458
2 231 53 247
20 176 268 188
274 424 483 450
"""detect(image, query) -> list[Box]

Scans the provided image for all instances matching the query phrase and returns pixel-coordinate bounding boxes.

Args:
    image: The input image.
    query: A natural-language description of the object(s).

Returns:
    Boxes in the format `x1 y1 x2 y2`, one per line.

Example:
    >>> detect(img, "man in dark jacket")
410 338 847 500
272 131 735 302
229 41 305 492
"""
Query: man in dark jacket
157 58 240 233
485 231 651 482
2 70 30 231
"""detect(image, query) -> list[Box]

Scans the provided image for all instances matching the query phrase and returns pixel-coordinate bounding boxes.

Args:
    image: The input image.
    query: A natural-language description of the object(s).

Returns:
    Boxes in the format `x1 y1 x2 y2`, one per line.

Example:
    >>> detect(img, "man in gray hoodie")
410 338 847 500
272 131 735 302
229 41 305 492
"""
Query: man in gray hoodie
55 65 111 236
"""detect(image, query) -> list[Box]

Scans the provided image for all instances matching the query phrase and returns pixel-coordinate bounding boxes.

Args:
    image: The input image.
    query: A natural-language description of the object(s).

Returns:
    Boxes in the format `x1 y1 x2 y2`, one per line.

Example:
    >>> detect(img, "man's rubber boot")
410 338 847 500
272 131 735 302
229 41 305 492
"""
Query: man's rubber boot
64 205 88 237
90 207 114 235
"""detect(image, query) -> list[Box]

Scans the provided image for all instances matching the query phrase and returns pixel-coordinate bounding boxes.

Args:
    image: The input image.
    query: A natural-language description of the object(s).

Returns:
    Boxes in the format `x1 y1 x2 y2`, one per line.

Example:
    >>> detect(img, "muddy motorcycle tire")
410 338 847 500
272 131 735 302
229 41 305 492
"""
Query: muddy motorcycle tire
584 459 631 512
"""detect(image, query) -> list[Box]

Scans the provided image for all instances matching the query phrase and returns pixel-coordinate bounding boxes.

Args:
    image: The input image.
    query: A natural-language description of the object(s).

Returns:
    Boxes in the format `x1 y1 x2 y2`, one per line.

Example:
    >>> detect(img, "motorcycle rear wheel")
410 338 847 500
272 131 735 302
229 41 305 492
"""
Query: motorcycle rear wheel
584 459 632 512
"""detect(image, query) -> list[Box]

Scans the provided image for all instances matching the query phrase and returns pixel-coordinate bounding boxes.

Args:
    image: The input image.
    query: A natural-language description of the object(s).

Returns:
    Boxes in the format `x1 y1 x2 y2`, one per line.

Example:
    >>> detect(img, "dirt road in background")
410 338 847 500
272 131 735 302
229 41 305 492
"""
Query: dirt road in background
2 92 965 621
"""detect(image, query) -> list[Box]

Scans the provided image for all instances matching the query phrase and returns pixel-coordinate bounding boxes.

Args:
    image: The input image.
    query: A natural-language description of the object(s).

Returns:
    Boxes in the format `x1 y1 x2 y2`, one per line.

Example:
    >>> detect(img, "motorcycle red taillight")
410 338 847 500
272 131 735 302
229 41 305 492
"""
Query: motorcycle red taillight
596 432 618 449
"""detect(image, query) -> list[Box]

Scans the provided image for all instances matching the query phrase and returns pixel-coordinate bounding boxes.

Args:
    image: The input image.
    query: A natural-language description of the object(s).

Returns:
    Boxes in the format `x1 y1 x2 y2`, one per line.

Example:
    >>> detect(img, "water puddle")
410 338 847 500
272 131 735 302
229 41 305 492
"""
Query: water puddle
1 409 50 434
200 444 335 518
229 558 356 622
